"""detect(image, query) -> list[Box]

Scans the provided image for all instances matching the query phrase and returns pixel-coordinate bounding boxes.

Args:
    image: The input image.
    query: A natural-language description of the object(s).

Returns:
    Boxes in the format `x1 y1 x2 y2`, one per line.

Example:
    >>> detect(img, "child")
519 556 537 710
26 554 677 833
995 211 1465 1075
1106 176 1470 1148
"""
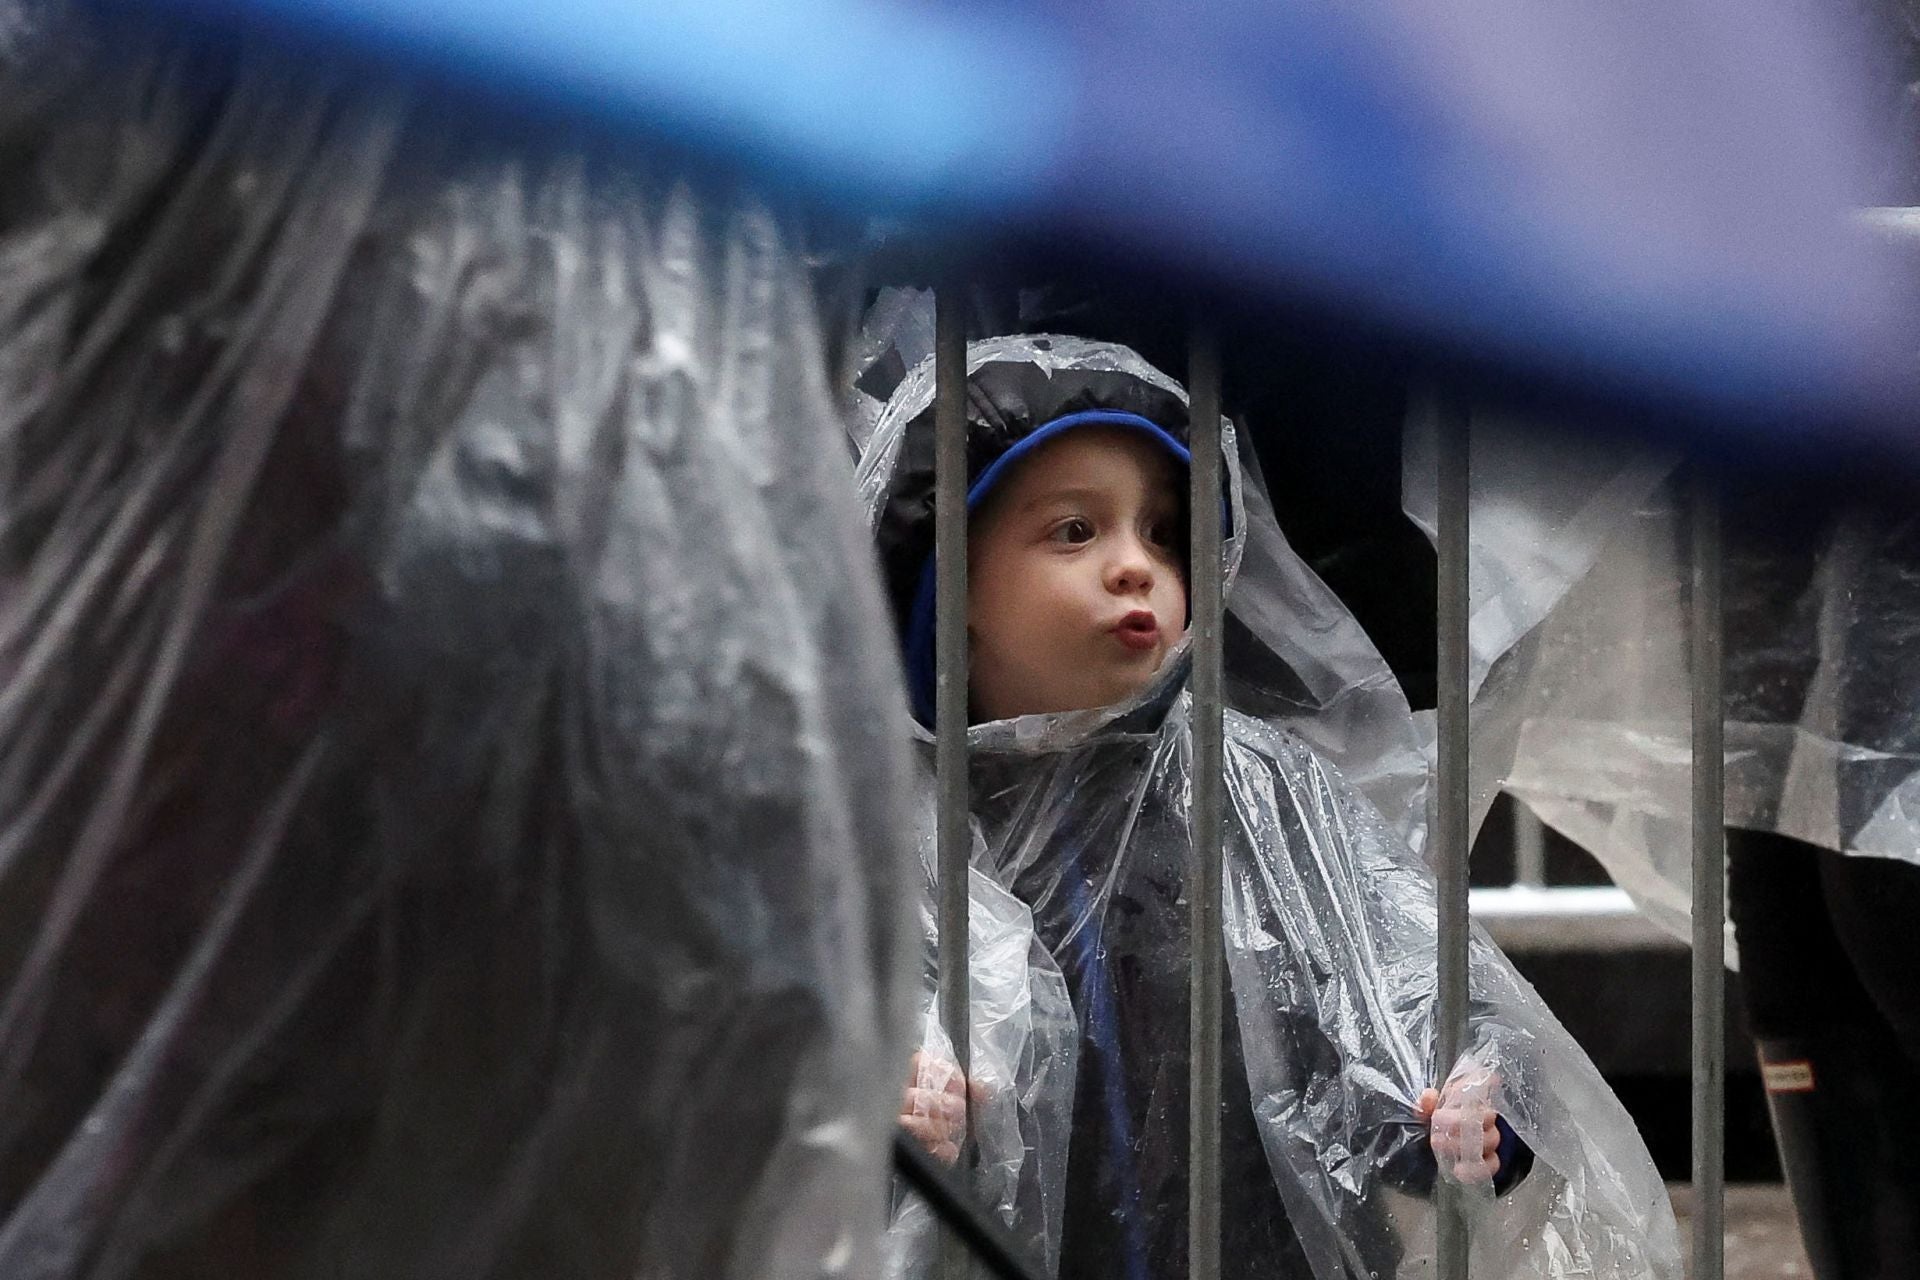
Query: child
863 336 1680 1280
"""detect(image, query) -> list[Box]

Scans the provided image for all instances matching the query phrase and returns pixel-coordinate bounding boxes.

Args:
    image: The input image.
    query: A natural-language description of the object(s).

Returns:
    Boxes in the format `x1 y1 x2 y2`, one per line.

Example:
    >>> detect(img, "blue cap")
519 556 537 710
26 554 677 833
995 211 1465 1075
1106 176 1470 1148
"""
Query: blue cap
903 410 1193 726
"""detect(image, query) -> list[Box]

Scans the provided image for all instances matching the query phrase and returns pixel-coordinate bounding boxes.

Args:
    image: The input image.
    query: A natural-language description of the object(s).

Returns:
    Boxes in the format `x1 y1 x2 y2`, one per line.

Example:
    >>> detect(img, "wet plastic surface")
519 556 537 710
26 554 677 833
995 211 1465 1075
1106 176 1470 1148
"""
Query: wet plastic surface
1411 408 1920 944
0 10 914 1277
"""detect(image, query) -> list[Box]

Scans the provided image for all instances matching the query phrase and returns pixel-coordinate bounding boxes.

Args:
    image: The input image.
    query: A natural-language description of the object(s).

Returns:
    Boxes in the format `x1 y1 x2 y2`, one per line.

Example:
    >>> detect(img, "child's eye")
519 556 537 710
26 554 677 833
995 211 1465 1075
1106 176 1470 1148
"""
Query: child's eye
1145 518 1177 548
1048 517 1095 545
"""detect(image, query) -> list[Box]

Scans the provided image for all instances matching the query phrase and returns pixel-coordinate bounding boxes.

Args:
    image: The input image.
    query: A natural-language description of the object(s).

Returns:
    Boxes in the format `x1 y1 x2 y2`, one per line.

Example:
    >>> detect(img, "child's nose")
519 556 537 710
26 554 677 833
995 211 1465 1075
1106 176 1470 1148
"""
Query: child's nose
1107 539 1157 594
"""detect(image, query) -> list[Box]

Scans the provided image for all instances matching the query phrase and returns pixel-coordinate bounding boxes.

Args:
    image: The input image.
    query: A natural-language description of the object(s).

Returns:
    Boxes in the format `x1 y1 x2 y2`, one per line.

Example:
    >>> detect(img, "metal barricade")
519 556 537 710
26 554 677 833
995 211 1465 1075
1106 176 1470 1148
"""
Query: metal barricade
1690 473 1727 1280
1187 326 1226 1280
934 286 973 1280
1434 395 1473 1278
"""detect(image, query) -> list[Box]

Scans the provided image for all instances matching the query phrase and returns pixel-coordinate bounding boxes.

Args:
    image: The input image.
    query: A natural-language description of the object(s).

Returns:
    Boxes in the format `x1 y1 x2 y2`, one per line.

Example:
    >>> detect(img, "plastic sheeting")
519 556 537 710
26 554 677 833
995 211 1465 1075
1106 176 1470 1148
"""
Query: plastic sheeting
1401 402 1681 852
857 336 1681 1280
0 11 913 1279
884 827 1078 1280
1407 407 1920 945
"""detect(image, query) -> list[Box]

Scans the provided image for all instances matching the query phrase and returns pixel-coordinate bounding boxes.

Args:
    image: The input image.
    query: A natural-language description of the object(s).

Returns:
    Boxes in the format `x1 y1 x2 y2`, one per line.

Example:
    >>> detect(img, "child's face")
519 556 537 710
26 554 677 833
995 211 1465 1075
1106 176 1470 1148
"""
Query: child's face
967 428 1189 722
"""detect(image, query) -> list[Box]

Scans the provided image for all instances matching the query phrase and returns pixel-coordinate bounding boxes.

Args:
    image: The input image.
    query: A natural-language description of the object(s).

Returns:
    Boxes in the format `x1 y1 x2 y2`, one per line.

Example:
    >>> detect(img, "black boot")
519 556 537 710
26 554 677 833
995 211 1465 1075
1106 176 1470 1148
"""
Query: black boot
1755 1033 1920 1279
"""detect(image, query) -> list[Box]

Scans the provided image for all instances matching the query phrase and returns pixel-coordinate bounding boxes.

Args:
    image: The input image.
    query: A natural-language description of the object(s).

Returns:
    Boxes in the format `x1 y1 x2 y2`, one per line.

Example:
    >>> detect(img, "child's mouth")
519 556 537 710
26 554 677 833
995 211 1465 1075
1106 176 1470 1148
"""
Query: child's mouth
1111 611 1160 652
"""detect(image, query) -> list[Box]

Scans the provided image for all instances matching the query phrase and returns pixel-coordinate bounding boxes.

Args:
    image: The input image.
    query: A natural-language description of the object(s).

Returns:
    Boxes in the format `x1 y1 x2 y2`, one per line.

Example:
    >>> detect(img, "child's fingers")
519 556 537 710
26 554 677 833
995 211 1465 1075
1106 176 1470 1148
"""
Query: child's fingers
898 1115 961 1167
1442 1055 1500 1086
1429 1066 1504 1188
1416 1088 1439 1120
1439 1078 1493 1110
1452 1158 1494 1184
899 1110 964 1149
1429 1106 1496 1133
1431 1107 1500 1167
908 1049 966 1096
904 1086 967 1127
898 1114 942 1146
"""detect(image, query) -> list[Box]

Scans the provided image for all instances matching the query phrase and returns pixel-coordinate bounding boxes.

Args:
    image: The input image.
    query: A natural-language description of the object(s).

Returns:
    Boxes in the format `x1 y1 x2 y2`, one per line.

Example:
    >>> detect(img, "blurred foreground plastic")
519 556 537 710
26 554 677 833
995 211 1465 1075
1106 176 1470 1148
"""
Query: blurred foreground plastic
0 7 914 1277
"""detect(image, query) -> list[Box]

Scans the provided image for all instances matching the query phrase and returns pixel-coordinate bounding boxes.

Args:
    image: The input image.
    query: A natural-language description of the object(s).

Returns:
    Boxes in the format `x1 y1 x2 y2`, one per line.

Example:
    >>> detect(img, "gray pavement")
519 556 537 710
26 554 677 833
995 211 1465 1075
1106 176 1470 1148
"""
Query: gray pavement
1669 1184 1811 1280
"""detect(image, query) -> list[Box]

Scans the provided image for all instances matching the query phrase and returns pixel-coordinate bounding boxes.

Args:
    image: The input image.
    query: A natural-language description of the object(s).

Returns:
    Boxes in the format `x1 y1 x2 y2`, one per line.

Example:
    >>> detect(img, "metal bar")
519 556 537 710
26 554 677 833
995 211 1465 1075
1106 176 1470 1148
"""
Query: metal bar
1187 324 1225 1280
1512 796 1547 887
1434 393 1472 1279
1690 467 1727 1280
934 285 971 1279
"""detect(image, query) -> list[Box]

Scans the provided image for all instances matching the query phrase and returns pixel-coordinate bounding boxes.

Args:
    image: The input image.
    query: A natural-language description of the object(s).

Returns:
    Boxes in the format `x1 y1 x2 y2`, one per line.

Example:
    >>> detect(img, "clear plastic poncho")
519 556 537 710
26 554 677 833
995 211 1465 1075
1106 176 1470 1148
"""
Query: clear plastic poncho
1405 404 1920 945
0 10 912 1278
883 814 1080 1280
857 336 1681 1280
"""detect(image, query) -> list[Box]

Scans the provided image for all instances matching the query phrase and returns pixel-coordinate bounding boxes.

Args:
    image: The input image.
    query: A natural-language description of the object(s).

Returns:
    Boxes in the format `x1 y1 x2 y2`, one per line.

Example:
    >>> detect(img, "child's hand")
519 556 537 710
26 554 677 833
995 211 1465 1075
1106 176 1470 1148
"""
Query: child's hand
899 1050 968 1166
1417 1063 1502 1186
